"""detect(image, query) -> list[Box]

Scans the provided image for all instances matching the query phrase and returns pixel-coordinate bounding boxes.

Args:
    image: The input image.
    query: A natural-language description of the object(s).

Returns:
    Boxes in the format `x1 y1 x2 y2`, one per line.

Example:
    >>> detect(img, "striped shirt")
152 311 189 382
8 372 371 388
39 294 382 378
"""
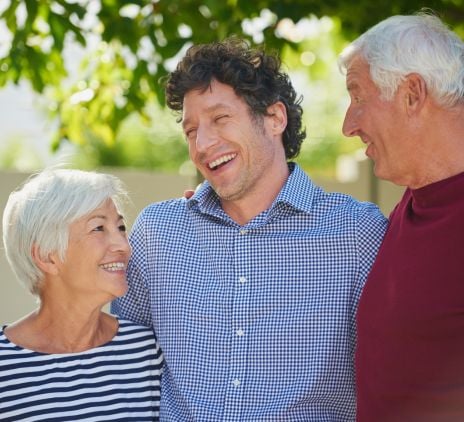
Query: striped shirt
0 318 163 422
112 163 388 421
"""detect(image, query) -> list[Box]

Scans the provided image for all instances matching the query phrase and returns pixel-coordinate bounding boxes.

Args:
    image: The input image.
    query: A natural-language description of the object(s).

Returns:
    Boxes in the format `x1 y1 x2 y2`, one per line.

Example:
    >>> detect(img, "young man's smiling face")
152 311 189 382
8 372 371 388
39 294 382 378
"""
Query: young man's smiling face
182 79 287 204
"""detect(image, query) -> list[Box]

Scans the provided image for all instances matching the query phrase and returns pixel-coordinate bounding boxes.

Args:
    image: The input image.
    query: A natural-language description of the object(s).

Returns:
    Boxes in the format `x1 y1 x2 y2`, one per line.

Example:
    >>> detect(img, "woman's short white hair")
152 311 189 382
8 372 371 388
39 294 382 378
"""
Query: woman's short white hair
2 169 128 296
338 12 464 108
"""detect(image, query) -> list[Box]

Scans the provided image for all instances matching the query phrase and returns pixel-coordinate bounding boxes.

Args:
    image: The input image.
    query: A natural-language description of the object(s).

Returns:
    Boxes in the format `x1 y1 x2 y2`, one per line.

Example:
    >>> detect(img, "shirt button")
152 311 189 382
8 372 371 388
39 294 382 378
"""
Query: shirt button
233 379 241 387
239 229 247 235
239 276 246 284
236 329 244 336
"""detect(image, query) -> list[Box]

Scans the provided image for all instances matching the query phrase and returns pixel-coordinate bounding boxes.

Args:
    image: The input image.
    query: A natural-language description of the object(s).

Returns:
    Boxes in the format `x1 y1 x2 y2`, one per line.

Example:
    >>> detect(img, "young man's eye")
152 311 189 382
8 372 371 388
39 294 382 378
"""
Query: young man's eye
119 224 127 232
185 128 197 141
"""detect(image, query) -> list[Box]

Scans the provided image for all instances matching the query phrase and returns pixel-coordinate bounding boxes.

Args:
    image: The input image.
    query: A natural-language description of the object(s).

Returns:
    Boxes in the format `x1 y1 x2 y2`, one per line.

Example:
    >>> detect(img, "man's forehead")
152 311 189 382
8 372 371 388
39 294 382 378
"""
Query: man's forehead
182 82 243 121
346 55 368 75
346 56 370 86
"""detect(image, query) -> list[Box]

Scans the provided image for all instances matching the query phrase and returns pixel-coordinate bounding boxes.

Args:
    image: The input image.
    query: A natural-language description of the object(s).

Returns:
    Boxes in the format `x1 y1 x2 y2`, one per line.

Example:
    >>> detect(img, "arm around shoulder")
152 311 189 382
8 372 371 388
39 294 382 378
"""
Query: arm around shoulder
111 209 153 327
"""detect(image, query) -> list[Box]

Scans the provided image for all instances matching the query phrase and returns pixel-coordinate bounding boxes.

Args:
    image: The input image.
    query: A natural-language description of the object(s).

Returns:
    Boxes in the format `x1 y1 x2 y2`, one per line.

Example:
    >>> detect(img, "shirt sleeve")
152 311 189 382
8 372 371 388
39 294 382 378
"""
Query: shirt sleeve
111 209 153 328
356 202 388 296
350 202 388 354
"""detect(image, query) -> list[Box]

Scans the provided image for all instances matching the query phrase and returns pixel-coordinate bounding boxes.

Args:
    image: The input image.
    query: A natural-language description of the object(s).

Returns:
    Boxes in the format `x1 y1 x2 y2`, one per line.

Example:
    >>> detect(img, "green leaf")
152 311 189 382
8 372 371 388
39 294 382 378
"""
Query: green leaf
1 0 19 32
24 0 38 26
2 0 463 172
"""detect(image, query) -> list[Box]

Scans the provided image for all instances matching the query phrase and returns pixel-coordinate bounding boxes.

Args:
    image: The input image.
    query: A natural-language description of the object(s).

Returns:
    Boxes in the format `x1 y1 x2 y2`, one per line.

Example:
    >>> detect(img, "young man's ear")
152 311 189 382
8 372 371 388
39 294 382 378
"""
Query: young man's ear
266 101 287 135
404 73 427 115
31 244 59 276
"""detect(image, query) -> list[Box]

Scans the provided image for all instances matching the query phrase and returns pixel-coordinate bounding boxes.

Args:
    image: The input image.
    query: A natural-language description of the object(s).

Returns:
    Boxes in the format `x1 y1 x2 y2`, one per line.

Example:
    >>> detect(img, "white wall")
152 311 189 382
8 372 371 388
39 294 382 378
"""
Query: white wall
0 165 403 323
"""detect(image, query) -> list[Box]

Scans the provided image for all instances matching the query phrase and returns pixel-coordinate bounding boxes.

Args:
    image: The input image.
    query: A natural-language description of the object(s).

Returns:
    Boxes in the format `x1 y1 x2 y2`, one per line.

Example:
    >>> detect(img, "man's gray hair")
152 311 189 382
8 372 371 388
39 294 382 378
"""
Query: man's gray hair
2 169 128 296
339 12 464 108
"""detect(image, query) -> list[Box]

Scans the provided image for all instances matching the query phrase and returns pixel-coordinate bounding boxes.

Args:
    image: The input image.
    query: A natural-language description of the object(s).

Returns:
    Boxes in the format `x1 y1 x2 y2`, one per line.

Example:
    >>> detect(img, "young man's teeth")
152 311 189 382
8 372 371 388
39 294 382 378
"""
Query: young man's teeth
100 262 125 271
209 154 236 169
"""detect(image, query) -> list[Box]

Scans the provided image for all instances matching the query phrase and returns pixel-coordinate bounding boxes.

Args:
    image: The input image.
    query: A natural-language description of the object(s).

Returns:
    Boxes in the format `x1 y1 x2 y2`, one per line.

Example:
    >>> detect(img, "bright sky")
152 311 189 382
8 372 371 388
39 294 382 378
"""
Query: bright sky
0 1 82 168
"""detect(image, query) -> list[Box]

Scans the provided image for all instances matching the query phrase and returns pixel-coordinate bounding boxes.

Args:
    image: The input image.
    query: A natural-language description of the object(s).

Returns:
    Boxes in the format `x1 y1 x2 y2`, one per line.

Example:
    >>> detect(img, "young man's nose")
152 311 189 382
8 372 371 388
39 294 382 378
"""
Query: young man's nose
195 125 219 153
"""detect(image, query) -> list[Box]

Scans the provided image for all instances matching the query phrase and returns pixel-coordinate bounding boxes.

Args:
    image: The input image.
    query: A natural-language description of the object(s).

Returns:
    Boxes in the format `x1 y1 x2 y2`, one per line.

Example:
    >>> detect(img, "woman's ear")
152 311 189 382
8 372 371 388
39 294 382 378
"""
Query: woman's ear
31 244 59 276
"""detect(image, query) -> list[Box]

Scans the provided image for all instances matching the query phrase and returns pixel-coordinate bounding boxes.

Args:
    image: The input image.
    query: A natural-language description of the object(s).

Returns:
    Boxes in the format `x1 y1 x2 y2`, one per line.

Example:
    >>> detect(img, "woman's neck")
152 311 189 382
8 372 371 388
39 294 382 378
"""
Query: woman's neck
4 306 118 354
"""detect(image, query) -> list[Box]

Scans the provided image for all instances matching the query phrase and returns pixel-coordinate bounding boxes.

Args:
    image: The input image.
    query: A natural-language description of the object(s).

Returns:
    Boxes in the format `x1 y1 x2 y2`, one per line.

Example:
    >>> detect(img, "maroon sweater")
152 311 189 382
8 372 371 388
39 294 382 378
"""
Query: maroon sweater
356 172 464 422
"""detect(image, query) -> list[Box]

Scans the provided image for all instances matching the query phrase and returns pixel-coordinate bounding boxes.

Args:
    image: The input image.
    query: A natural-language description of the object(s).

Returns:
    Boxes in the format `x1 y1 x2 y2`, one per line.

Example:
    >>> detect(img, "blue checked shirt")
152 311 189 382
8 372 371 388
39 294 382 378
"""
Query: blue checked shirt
112 163 387 421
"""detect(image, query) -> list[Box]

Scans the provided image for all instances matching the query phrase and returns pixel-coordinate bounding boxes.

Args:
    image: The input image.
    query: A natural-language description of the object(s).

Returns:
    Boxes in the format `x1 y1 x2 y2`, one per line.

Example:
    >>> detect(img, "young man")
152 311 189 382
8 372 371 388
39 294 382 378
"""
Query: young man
113 39 386 420
340 13 464 421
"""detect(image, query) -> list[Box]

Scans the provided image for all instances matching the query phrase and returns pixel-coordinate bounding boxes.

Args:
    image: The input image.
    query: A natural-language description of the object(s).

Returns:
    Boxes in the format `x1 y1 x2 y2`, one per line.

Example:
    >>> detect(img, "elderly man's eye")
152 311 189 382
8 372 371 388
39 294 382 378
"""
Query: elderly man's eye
215 114 229 122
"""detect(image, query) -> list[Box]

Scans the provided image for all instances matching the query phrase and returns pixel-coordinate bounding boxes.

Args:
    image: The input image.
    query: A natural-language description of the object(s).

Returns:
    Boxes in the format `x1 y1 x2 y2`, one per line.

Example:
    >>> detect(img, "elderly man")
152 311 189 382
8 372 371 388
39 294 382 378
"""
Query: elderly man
340 13 464 421
113 39 387 420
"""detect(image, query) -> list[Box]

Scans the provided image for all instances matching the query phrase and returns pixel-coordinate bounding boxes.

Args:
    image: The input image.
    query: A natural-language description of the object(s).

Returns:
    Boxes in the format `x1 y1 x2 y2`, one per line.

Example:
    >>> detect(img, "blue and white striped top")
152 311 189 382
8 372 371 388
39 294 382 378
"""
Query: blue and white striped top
0 318 163 422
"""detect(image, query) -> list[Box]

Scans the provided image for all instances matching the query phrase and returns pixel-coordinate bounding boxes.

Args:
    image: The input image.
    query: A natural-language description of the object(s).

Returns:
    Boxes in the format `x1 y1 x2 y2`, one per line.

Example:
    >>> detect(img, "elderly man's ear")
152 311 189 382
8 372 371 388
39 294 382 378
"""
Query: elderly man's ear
404 73 427 115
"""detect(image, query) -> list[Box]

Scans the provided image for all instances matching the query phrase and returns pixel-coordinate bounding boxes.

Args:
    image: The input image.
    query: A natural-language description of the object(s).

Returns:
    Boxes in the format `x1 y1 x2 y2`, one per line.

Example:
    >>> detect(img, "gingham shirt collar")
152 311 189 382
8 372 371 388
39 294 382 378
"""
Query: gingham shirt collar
186 163 317 221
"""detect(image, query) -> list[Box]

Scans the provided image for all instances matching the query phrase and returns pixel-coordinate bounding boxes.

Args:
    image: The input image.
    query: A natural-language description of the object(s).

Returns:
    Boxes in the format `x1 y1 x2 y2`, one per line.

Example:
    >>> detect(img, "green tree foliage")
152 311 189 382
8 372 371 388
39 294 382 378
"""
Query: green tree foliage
1 0 463 170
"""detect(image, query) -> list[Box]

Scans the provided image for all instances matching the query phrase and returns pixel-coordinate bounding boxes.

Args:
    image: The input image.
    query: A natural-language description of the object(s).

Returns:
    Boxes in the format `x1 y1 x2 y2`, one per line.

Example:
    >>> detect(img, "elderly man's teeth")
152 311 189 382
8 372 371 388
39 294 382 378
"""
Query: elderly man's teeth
209 154 236 169
100 262 125 271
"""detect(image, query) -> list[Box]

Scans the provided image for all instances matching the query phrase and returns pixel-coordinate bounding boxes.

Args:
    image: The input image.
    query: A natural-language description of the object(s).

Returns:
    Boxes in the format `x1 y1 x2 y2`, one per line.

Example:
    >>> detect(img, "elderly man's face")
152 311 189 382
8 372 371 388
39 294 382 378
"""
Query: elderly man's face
342 56 412 185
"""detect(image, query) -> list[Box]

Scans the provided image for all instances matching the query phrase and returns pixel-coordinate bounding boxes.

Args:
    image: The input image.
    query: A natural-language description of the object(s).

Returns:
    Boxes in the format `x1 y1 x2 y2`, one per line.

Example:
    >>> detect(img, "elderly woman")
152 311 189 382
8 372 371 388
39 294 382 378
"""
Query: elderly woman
0 169 162 421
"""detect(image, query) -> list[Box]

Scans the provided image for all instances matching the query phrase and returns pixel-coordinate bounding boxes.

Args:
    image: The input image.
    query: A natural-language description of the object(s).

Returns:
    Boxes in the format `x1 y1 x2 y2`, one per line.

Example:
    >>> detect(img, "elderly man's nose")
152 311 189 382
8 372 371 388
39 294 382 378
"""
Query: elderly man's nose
342 106 359 138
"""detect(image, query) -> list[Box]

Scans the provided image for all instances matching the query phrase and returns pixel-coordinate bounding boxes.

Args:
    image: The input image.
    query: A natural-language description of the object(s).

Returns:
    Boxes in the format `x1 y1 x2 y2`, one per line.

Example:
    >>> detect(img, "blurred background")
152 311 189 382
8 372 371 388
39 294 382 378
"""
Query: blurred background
0 0 463 322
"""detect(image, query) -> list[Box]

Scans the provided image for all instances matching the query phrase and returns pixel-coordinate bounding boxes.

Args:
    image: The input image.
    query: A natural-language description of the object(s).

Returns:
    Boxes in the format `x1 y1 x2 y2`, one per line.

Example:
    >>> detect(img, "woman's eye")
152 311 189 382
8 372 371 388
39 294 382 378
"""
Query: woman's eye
92 225 104 232
119 224 127 232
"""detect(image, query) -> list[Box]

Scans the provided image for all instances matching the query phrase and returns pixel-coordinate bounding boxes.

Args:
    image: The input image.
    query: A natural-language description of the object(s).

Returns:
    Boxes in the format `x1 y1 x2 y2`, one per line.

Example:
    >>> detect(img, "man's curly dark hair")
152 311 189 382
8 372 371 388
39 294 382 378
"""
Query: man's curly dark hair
165 38 306 160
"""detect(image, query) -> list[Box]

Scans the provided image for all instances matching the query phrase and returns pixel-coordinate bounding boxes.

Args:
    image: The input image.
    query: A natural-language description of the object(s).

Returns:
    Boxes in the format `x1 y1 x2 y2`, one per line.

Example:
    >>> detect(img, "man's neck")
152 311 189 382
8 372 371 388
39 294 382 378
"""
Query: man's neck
407 106 464 189
221 164 290 226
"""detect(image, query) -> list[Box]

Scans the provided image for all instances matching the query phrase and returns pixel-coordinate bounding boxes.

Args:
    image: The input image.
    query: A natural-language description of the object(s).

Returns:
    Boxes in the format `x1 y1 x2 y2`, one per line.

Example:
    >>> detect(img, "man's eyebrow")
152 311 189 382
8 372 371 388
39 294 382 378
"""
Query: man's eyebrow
205 103 233 112
182 103 233 130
